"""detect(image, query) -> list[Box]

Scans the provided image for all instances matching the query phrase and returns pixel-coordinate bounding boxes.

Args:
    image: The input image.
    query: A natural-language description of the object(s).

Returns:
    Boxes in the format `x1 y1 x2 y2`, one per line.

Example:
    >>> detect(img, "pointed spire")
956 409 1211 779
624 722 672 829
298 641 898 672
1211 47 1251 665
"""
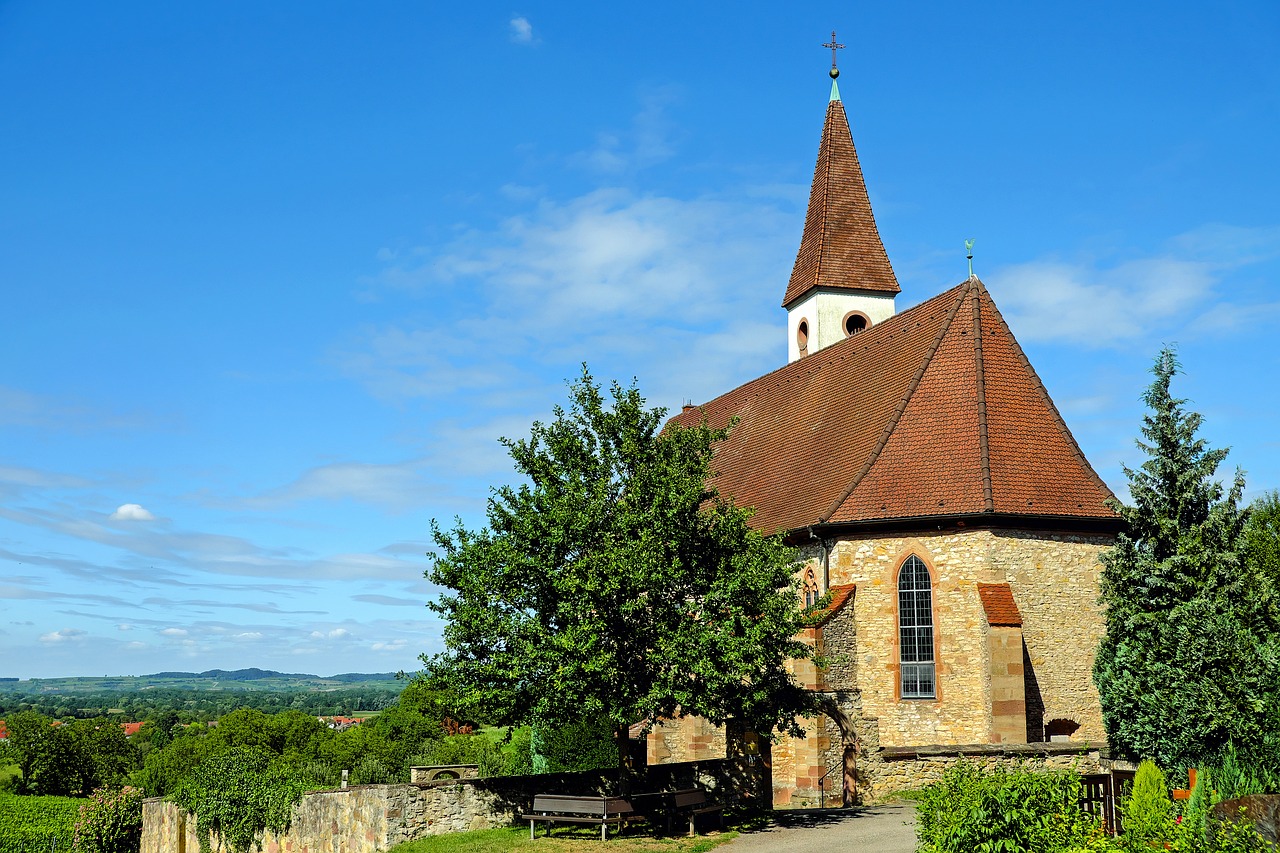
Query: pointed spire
783 81 900 308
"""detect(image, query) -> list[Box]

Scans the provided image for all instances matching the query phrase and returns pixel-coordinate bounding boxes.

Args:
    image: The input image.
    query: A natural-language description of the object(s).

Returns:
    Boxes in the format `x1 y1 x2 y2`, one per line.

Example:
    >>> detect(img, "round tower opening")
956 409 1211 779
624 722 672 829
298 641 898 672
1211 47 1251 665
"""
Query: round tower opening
843 311 869 336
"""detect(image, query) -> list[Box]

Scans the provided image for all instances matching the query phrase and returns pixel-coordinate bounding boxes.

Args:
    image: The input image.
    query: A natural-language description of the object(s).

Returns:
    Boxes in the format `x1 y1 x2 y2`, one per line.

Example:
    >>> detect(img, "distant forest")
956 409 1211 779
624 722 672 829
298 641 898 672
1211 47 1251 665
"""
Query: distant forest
0 669 403 720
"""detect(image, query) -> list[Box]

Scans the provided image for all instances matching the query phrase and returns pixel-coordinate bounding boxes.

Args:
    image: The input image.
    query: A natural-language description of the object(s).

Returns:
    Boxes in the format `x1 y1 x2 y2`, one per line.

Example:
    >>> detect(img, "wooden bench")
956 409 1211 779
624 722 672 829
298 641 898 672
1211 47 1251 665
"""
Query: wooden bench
632 788 724 836
520 794 642 841
669 789 724 836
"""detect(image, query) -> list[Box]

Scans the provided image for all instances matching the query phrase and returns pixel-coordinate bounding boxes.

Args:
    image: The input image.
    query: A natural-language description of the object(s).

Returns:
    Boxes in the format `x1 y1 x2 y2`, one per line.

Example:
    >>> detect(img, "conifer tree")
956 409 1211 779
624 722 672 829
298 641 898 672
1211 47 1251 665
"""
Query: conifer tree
1094 347 1275 769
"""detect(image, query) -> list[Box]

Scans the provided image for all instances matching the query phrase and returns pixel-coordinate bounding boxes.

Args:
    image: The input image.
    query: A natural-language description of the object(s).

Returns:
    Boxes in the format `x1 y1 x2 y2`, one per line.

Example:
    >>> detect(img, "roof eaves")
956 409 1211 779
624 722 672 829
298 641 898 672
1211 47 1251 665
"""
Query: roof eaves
816 280 975 524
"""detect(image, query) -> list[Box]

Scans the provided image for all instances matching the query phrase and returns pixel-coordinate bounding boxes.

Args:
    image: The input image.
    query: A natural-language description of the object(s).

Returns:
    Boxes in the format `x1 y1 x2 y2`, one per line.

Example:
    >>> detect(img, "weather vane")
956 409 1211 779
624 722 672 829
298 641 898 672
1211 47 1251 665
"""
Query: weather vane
965 239 976 278
823 30 845 79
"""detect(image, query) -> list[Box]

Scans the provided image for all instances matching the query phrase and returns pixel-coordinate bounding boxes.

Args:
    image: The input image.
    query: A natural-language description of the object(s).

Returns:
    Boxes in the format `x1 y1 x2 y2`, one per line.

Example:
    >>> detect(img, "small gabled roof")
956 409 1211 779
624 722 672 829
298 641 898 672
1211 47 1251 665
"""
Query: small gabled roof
806 584 856 627
783 81 899 308
675 278 1116 533
978 583 1023 627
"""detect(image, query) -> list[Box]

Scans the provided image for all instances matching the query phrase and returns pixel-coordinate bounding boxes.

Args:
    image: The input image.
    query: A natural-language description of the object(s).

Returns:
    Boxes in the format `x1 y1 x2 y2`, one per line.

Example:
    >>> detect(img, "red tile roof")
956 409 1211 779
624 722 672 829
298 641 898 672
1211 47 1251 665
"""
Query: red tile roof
807 584 856 627
0 720 6 740
783 95 899 307
978 583 1023 627
121 722 144 737
674 278 1116 533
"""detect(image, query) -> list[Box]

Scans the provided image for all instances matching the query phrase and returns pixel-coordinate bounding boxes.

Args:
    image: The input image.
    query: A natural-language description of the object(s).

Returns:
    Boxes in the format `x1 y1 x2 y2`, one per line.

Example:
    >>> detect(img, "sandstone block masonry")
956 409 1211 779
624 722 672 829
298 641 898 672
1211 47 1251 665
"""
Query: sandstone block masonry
646 525 1114 806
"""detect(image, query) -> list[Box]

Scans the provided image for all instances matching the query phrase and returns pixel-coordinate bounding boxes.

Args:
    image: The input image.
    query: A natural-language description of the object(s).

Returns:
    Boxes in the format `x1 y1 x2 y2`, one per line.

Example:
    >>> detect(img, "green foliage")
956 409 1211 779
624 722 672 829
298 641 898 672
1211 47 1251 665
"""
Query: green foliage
169 747 306 853
1095 348 1280 770
424 368 814 756
500 727 534 776
72 787 143 853
1122 760 1173 850
914 760 1104 853
4 711 140 796
0 791 81 851
530 719 619 773
1211 744 1280 799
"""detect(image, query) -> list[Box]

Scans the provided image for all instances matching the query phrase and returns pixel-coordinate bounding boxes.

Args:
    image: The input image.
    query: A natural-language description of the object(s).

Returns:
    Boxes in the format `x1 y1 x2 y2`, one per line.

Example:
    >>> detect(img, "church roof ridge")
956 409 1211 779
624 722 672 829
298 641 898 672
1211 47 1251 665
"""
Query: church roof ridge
675 278 1117 533
783 86 899 308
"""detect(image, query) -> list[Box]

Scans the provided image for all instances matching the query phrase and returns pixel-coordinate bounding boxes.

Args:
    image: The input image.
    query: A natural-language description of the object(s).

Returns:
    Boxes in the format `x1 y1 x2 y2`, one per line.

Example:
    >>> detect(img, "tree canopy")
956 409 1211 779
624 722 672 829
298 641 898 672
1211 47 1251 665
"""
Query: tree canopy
423 369 814 755
1094 347 1280 770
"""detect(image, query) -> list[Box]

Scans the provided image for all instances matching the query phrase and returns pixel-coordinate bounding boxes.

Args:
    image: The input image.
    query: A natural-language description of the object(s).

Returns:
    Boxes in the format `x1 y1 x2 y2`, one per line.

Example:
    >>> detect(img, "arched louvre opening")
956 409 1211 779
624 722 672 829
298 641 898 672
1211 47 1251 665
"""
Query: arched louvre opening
898 555 936 699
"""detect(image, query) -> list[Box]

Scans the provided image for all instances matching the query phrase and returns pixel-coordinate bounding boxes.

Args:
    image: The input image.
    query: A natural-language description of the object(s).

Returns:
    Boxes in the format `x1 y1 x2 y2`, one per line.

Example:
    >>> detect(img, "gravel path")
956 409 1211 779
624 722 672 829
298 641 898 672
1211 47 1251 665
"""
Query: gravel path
723 804 917 853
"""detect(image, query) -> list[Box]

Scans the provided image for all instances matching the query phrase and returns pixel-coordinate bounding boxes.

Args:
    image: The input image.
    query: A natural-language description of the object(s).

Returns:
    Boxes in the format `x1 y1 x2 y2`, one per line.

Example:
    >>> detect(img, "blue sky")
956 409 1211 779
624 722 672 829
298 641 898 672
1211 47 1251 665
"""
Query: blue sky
2 2 1277 679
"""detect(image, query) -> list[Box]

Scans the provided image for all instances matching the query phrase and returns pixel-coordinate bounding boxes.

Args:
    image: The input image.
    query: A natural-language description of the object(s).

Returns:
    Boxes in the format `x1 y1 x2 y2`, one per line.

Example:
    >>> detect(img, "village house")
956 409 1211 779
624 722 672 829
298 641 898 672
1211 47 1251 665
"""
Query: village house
646 67 1121 806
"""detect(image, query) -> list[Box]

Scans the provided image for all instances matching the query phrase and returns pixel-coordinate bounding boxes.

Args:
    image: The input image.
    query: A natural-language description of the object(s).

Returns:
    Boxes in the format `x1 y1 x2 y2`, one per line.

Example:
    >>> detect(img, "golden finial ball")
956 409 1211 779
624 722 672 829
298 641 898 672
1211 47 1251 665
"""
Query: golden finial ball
829 68 839 79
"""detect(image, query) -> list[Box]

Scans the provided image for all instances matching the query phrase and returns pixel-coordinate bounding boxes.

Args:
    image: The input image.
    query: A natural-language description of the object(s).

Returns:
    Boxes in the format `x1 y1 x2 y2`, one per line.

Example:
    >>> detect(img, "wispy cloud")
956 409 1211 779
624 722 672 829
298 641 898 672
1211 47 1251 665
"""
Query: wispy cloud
40 628 87 643
988 224 1280 347
342 186 797 412
509 16 537 45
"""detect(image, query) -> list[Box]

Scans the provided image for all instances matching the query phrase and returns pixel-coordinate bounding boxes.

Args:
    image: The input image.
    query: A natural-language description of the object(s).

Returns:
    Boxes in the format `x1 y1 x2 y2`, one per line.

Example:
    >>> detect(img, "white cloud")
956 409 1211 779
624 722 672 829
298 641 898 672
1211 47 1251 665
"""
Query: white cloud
371 638 408 652
247 460 437 511
232 632 264 641
160 627 188 637
117 623 132 631
509 16 536 45
343 187 796 412
111 503 155 521
39 628 86 643
988 224 1280 348
328 628 351 639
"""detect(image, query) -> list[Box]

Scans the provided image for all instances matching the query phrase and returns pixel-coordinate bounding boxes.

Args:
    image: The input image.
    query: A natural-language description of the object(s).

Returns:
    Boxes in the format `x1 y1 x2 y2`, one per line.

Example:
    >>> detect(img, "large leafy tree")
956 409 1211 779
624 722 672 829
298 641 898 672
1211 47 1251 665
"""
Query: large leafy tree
1094 347 1278 769
423 369 813 764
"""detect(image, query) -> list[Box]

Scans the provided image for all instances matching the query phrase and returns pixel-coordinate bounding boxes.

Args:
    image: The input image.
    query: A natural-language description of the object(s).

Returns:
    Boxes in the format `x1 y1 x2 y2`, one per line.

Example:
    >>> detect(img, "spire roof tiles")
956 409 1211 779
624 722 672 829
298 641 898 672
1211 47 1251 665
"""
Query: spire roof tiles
783 89 899 308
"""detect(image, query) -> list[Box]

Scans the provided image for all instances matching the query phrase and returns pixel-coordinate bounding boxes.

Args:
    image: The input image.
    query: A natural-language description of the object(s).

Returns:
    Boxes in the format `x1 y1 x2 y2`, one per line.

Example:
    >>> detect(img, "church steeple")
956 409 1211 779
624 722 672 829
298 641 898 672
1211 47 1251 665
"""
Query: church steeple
785 50 899 362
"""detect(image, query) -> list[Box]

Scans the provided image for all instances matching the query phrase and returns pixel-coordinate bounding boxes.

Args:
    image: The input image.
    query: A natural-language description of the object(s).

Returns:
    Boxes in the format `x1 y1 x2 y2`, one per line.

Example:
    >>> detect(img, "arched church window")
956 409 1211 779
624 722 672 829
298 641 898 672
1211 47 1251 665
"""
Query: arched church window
797 319 810 355
898 555 936 699
802 568 819 608
843 311 868 336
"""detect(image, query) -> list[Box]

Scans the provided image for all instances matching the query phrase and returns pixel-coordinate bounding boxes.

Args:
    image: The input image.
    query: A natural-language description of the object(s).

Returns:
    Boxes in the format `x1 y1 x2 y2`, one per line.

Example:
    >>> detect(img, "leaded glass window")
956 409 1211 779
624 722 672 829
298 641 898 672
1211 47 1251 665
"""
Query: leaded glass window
898 555 936 699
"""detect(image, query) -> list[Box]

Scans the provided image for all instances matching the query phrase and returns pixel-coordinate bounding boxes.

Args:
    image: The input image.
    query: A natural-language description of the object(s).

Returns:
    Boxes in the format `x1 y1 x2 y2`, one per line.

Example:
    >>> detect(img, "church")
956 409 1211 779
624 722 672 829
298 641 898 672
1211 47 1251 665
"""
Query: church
644 64 1122 805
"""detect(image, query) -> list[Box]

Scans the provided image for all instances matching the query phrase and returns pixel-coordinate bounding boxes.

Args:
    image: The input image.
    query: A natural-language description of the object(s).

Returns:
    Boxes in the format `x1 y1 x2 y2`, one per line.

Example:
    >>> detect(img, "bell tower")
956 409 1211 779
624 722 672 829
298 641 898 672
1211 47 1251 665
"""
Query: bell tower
784 42 898 363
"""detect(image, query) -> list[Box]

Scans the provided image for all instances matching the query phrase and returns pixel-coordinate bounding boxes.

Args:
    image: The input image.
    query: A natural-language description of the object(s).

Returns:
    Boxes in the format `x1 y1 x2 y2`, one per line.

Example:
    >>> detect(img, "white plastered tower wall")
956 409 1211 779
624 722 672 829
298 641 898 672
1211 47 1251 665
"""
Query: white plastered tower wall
787 287 897 363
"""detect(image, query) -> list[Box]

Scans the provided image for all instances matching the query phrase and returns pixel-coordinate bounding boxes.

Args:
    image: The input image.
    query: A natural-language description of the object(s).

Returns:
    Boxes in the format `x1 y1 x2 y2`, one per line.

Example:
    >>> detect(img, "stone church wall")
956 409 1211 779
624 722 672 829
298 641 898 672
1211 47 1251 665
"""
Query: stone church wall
986 529 1110 743
643 525 1111 806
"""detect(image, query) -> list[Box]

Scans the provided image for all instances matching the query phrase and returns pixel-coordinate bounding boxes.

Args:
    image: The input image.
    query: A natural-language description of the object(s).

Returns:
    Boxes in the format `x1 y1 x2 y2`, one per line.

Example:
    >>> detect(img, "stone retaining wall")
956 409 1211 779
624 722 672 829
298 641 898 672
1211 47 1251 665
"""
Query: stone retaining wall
868 741 1105 801
141 758 760 853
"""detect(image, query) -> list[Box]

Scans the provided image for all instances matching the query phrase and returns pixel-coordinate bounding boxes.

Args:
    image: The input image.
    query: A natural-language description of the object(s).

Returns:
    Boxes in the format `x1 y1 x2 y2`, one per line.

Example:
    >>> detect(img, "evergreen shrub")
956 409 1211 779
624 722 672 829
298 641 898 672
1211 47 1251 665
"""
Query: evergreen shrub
913 760 1104 853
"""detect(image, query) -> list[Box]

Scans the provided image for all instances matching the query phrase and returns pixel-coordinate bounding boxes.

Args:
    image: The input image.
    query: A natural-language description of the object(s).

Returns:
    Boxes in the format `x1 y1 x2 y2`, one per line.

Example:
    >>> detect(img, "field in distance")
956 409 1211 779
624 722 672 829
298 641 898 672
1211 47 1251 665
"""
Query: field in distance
0 669 401 694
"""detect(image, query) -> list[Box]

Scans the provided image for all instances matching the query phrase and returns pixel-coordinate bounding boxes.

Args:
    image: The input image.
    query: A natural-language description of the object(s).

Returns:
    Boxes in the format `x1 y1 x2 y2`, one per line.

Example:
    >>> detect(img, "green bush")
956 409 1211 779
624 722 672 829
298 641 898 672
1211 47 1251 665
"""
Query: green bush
72 787 143 853
1122 760 1173 850
169 747 306 853
530 719 618 773
913 760 1103 853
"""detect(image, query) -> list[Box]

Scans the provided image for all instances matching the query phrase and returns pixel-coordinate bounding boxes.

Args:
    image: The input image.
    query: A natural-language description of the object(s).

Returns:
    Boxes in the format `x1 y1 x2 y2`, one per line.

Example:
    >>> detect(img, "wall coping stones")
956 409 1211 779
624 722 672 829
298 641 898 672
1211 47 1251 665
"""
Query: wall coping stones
881 742 1104 760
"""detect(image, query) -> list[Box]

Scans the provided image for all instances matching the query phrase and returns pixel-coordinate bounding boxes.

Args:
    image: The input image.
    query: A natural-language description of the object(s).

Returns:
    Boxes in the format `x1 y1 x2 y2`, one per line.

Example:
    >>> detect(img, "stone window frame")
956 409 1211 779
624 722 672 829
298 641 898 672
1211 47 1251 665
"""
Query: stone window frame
802 567 820 608
892 552 942 702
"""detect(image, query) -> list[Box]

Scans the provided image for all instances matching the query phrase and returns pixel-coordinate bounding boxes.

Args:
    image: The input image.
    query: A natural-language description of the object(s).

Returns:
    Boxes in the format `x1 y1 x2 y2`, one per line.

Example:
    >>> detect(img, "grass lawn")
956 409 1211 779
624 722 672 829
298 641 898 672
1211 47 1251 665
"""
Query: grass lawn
0 763 21 788
388 825 737 853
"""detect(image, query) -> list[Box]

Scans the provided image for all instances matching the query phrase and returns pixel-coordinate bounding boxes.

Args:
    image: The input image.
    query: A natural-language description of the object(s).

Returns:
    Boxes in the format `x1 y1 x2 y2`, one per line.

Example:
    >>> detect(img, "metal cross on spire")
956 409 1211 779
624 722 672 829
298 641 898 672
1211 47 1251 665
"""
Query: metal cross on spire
823 30 845 79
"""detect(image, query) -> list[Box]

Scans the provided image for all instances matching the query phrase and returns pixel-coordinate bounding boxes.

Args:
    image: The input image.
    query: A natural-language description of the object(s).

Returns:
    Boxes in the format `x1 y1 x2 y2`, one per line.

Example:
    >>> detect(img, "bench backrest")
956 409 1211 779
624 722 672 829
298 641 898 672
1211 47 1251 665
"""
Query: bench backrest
531 795 634 816
671 790 707 808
